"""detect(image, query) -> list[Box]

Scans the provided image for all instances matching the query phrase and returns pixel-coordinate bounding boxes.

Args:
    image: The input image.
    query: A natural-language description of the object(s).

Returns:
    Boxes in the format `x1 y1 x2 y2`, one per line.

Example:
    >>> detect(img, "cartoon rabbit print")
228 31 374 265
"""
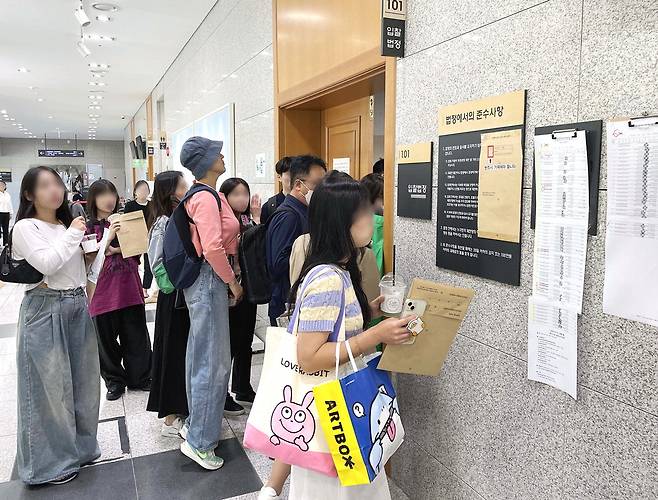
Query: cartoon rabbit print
270 385 316 451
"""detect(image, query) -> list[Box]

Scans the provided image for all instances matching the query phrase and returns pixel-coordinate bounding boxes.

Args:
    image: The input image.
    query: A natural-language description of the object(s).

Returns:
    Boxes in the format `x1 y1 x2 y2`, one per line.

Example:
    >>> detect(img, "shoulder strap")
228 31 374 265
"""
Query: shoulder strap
184 183 222 211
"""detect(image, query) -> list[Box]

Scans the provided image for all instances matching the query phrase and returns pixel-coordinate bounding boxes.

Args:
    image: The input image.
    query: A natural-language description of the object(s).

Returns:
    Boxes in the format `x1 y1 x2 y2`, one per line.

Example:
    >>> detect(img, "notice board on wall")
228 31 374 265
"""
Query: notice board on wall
436 90 527 286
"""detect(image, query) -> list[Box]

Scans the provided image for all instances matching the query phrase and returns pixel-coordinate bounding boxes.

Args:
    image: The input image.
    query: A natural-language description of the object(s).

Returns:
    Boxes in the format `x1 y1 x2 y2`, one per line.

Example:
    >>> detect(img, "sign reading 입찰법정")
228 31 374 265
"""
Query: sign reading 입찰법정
381 0 406 57
38 149 85 158
397 142 433 220
436 90 526 286
0 168 12 183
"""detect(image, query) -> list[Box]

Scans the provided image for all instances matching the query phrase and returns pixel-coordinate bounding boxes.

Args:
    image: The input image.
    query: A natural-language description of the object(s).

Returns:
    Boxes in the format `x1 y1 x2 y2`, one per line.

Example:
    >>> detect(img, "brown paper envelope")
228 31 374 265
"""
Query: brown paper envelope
378 278 474 376
117 211 148 258
477 129 523 243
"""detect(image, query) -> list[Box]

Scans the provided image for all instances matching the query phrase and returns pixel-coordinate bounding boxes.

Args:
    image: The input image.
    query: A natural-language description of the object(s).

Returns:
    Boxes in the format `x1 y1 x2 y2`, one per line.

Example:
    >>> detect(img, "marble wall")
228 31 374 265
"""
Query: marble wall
125 0 275 201
391 1 658 499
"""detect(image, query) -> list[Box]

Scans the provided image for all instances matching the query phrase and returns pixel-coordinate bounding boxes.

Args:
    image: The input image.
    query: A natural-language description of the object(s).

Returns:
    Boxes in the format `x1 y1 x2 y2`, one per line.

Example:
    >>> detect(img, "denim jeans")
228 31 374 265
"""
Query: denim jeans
183 263 231 452
16 287 101 484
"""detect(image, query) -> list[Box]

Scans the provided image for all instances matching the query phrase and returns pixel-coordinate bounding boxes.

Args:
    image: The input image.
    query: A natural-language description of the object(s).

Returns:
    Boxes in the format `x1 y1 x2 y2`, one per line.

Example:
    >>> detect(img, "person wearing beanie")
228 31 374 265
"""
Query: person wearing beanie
177 136 243 471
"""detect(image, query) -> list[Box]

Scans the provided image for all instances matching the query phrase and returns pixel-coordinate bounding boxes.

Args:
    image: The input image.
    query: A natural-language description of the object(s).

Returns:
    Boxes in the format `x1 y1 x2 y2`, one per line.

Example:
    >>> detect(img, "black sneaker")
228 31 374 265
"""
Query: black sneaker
106 387 125 401
235 391 256 407
224 394 245 417
48 471 78 485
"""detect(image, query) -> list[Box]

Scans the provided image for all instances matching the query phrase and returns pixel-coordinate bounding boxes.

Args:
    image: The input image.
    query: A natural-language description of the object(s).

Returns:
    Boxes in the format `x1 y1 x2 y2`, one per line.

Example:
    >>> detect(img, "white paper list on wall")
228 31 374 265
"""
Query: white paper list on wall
602 118 658 328
255 153 266 178
332 157 350 174
528 130 590 399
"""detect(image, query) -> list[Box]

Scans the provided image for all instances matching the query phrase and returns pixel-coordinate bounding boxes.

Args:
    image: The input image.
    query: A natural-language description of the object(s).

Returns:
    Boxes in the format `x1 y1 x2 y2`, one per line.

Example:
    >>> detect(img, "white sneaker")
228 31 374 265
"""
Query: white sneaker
161 417 184 438
179 423 189 440
258 486 279 499
180 441 224 470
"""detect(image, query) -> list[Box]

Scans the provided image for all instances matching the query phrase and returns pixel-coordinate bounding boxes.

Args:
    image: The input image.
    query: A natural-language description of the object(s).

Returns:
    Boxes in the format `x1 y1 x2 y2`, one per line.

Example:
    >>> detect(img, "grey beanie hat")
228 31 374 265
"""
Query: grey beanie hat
180 136 223 180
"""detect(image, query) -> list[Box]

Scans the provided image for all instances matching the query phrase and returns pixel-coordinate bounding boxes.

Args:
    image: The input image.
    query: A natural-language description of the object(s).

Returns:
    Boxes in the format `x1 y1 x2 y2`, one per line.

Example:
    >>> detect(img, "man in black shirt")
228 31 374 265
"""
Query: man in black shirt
260 156 292 225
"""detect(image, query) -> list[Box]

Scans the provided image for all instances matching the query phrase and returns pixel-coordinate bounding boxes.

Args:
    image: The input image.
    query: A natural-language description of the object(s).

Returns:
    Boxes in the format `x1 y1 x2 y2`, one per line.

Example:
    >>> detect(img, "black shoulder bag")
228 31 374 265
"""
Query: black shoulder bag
0 227 44 284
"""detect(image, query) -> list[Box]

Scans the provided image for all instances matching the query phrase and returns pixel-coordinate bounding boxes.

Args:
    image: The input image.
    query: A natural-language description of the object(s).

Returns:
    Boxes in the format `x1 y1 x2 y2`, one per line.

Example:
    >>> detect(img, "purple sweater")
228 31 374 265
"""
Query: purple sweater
86 220 144 317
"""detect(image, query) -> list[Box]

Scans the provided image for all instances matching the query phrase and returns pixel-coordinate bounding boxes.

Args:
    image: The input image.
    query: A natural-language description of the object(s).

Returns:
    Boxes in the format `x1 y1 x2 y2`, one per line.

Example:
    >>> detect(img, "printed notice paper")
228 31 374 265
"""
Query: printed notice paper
527 297 578 399
528 130 589 399
602 119 658 327
477 129 523 243
332 157 350 174
532 131 589 313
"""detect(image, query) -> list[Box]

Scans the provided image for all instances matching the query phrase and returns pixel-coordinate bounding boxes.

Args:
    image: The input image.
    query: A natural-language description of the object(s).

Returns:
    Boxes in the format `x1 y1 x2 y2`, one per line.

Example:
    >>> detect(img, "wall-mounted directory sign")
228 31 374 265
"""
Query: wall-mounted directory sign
381 0 406 57
436 90 527 286
38 149 84 158
397 142 433 220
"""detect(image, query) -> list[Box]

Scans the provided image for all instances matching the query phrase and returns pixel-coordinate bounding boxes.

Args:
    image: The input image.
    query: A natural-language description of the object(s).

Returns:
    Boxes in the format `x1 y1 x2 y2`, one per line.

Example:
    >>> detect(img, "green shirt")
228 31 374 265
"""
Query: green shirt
372 213 384 276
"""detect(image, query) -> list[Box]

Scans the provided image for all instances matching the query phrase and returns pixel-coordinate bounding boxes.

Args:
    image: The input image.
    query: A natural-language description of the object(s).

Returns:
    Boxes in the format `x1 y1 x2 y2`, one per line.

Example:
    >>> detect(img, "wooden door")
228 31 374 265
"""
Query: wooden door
321 96 373 179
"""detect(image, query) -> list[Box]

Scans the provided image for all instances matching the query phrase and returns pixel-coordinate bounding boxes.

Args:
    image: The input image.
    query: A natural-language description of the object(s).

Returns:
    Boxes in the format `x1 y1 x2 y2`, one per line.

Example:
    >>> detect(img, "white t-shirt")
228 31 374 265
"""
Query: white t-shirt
0 191 13 214
12 218 86 290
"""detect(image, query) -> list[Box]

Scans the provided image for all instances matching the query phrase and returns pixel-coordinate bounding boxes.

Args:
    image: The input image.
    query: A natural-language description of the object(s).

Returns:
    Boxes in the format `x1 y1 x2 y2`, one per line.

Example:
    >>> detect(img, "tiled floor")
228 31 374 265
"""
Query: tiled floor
0 282 409 499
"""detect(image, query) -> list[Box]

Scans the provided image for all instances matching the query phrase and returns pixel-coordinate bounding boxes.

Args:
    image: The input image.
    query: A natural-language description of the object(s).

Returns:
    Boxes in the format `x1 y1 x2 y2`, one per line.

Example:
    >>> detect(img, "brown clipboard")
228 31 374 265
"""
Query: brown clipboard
378 278 474 376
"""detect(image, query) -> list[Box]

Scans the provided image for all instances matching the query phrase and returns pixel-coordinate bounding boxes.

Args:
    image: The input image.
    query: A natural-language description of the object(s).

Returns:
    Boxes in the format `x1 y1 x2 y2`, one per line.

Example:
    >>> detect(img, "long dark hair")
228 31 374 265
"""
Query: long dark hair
87 179 119 222
150 171 183 225
219 177 251 230
15 166 73 227
288 170 371 326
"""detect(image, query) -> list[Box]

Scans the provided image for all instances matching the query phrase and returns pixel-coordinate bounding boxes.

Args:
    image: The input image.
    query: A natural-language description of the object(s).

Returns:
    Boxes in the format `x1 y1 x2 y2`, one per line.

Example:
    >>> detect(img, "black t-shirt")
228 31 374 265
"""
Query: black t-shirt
260 192 286 225
124 199 150 221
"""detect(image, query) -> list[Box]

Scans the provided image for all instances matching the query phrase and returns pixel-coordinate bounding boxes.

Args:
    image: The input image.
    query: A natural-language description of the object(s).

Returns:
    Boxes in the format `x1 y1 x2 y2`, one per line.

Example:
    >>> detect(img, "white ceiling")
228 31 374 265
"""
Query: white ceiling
0 0 217 141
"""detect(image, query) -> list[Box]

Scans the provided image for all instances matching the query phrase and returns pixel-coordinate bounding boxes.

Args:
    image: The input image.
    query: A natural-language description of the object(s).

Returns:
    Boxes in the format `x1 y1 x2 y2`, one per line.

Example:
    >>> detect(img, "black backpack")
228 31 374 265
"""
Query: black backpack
239 205 293 304
0 227 44 284
162 183 222 290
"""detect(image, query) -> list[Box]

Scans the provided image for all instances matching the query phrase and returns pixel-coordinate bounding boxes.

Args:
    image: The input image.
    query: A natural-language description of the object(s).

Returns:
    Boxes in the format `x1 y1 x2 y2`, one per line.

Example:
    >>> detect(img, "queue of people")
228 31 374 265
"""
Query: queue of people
8 137 405 499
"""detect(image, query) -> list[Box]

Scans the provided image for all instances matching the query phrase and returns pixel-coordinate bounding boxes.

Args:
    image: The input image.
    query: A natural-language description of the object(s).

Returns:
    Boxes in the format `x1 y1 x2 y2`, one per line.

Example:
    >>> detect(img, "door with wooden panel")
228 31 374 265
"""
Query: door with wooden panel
322 96 373 179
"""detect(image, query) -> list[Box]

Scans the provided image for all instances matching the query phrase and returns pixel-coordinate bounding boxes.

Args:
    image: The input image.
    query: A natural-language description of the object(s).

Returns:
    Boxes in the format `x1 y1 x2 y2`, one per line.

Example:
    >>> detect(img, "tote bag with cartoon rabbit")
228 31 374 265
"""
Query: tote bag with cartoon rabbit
243 265 347 477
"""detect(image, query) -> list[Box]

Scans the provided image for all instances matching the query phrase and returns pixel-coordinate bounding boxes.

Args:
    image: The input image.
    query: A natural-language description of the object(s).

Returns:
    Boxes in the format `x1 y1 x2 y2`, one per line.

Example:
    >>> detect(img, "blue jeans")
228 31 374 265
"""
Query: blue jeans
16 287 101 484
183 263 231 452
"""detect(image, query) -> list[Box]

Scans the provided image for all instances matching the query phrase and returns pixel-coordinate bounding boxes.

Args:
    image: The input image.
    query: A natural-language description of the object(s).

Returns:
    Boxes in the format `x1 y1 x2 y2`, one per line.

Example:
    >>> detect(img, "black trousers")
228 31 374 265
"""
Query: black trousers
142 253 153 290
147 291 189 418
93 304 152 391
0 212 10 246
228 299 257 397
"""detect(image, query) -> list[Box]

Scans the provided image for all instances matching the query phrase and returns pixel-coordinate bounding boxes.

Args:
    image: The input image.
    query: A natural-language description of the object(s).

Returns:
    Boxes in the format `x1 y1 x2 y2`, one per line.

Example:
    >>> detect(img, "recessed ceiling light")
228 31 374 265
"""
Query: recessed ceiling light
88 81 106 86
89 95 104 100
89 114 100 117
3 118 8 121
1 109 7 114
36 97 44 102
17 67 30 73
11 123 17 126
90 73 105 78
28 86 38 91
48 115 53 119
89 105 102 110
88 63 110 69
91 3 118 12
96 14 111 22
9 118 15 121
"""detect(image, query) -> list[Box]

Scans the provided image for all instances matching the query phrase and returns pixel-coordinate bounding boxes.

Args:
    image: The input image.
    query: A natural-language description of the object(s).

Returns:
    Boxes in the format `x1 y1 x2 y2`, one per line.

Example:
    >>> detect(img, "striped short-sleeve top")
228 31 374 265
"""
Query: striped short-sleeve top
292 264 364 342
